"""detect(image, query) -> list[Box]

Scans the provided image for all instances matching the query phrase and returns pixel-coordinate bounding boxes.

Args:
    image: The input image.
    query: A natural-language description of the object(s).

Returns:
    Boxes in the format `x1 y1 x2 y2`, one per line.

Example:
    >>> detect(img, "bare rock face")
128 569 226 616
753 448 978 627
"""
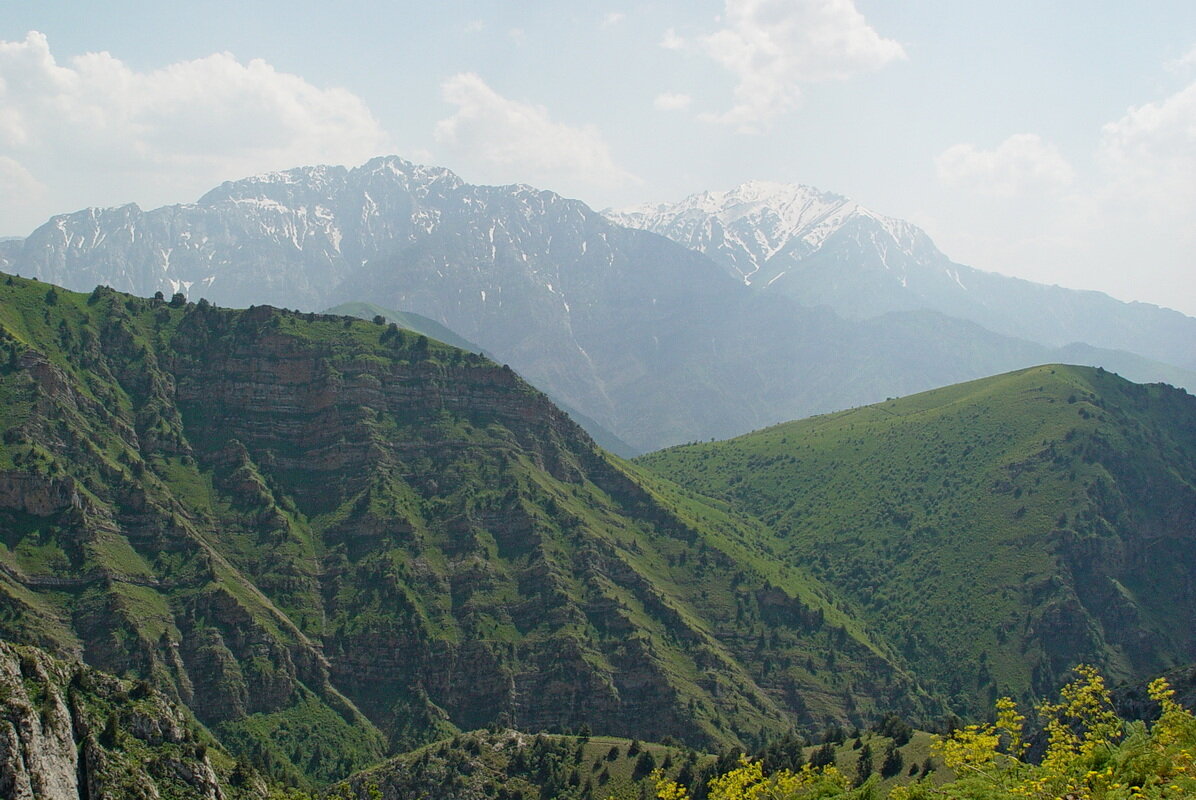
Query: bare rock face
0 644 81 799
0 640 233 800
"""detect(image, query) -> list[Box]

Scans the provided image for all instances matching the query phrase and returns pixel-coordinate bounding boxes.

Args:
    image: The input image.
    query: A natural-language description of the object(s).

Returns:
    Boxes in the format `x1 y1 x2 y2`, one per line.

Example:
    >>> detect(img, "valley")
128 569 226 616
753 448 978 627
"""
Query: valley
0 271 1192 798
3 6 1195 795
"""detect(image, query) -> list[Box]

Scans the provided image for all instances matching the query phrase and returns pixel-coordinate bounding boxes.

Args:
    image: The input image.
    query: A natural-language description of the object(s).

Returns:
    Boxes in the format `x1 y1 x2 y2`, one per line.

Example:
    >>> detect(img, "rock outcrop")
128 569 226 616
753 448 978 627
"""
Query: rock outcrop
0 640 234 800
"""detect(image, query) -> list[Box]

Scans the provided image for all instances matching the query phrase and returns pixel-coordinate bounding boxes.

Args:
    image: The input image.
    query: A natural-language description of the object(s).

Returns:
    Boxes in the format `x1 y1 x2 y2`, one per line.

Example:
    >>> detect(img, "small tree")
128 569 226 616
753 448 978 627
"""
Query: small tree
809 742 836 768
853 742 873 786
879 743 904 778
633 750 657 780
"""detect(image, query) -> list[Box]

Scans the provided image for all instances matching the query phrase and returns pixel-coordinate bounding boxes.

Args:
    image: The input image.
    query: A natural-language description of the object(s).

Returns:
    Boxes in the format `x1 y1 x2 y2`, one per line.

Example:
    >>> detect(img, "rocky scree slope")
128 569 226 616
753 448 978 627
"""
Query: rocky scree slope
606 182 1196 374
639 365 1196 715
0 274 934 787
6 157 1190 453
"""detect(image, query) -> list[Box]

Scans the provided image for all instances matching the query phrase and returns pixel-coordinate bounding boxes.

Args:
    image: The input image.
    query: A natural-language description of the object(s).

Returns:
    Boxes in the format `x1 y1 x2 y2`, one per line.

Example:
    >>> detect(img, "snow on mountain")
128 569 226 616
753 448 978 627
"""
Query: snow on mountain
605 181 933 290
606 182 1196 372
5 159 1194 452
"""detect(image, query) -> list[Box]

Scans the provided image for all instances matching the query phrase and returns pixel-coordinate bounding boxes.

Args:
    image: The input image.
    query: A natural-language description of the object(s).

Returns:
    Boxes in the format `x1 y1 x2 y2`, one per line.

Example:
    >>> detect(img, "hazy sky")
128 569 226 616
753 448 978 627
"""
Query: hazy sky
2 1 1194 314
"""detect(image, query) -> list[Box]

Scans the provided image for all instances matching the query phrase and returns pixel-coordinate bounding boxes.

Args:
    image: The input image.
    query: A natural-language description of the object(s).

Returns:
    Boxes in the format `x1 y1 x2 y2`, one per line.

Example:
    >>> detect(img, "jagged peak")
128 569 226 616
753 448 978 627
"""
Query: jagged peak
197 163 349 206
40 202 145 232
610 180 846 220
605 180 939 271
352 155 466 194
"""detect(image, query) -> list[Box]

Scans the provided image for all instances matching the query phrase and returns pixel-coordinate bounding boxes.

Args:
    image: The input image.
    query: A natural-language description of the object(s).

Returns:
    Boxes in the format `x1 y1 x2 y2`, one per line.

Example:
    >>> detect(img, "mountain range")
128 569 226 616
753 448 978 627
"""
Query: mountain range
605 182 1196 373
0 271 1193 795
0 273 937 789
1 157 1192 453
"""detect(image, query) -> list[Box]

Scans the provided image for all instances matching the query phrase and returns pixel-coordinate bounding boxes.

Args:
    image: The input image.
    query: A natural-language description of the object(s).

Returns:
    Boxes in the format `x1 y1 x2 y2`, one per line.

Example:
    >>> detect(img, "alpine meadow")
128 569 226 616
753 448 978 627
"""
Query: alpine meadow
0 4 1194 799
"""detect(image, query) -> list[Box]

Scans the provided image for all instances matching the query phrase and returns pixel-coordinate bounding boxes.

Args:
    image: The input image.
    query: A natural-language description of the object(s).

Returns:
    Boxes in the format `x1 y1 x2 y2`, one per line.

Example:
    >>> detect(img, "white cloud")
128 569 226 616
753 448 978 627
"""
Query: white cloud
929 78 1196 314
1099 80 1196 191
0 156 47 226
655 93 693 111
659 28 686 51
697 0 906 131
602 12 626 29
935 134 1075 198
434 73 640 192
1092 79 1196 261
0 31 388 232
1166 44 1196 73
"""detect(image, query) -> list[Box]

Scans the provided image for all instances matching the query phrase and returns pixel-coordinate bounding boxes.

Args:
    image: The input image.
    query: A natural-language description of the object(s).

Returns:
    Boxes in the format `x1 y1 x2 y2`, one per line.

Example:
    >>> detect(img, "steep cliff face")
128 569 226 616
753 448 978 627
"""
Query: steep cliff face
0 640 243 800
0 274 934 786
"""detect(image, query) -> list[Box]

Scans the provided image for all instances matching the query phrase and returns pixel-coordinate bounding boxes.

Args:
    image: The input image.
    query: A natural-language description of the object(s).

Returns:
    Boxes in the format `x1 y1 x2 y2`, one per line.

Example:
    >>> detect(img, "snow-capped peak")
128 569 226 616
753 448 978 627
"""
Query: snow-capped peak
604 181 932 284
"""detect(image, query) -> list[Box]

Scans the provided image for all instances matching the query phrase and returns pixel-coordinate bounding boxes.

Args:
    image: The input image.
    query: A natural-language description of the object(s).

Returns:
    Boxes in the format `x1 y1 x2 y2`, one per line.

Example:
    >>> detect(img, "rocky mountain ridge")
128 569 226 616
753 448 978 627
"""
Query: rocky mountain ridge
606 182 1196 373
605 181 928 289
3 157 1193 454
0 639 248 800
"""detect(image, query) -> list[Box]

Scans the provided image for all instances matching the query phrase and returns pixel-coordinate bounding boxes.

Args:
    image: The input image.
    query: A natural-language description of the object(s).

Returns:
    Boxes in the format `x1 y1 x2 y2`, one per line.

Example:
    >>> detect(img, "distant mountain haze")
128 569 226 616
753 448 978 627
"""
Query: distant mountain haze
2 156 1192 452
606 181 1196 373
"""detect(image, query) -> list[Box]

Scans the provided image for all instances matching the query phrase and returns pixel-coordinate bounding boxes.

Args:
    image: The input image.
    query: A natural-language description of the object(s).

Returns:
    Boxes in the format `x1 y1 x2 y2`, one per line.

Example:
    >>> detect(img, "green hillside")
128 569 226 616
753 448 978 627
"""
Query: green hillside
334 730 717 800
0 275 934 788
638 365 1196 713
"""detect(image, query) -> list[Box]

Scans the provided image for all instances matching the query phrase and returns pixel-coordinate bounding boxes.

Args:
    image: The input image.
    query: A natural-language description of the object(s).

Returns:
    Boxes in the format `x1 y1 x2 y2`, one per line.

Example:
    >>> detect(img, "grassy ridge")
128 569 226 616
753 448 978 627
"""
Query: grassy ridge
638 365 1196 712
338 730 717 800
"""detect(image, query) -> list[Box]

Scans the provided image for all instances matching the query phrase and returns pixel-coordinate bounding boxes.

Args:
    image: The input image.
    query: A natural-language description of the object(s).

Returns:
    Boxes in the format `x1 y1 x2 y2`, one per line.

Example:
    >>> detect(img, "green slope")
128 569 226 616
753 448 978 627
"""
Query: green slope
638 365 1196 714
0 274 932 787
335 730 716 800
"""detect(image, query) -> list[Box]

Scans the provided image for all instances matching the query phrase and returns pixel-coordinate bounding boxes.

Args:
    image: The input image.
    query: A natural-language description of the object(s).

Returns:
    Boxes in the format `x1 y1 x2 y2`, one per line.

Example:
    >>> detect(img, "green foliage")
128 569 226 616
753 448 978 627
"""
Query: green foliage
6 275 1192 800
215 691 386 789
905 666 1196 800
335 731 709 800
647 667 1195 800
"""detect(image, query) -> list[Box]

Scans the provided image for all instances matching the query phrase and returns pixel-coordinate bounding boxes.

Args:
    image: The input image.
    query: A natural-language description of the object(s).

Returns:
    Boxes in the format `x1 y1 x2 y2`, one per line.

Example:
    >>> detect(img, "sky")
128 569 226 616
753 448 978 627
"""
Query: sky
1 1 1194 315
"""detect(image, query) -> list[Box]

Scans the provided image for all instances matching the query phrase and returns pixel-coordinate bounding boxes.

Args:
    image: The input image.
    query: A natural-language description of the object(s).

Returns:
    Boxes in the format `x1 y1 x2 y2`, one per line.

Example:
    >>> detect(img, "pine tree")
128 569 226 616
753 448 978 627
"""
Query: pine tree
854 742 873 786
880 743 904 778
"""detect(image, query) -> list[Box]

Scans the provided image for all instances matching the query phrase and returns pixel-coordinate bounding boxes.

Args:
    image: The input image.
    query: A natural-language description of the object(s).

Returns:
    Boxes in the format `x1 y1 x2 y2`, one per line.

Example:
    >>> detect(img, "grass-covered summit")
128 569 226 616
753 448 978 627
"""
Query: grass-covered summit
0 274 932 788
638 365 1196 713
